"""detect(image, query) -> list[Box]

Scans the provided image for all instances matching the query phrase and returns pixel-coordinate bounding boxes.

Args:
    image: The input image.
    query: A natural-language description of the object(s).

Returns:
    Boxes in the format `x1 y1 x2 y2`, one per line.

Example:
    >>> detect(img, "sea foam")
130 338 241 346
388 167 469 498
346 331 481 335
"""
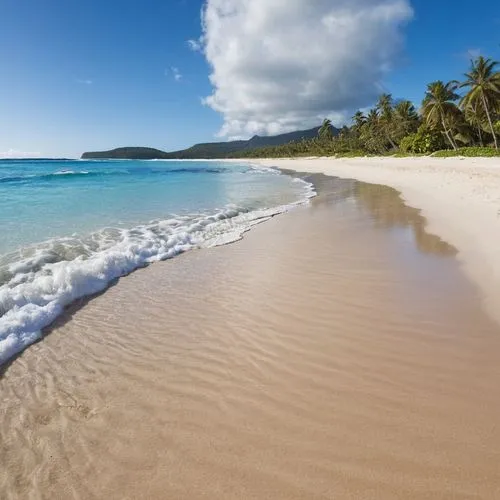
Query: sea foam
0 177 315 366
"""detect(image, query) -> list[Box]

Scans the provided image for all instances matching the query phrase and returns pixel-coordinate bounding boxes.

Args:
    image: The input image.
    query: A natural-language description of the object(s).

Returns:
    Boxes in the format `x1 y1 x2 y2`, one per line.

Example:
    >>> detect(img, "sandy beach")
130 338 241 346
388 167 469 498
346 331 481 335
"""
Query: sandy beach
254 157 500 324
2 169 500 499
3 0 500 497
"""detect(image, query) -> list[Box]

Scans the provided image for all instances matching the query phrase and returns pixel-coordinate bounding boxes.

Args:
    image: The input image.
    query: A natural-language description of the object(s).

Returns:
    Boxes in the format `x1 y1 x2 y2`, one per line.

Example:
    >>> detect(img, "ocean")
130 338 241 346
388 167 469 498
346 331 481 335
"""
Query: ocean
0 159 314 365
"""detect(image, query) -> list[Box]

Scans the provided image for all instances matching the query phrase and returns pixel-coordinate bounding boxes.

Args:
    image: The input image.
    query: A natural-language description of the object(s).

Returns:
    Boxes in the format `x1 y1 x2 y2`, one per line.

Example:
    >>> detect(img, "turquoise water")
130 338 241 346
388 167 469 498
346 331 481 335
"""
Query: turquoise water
0 159 313 365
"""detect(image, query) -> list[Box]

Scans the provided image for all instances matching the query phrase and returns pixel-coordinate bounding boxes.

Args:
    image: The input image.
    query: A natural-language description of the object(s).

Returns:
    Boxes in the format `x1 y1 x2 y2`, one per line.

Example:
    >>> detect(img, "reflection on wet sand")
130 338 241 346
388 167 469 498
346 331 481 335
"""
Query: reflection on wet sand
1 174 500 499
353 181 456 256
299 171 456 257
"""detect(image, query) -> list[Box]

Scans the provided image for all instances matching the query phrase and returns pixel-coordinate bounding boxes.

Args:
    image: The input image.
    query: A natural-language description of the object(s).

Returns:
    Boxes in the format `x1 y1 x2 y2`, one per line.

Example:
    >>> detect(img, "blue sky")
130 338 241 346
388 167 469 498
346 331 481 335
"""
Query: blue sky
0 0 498 158
389 0 500 103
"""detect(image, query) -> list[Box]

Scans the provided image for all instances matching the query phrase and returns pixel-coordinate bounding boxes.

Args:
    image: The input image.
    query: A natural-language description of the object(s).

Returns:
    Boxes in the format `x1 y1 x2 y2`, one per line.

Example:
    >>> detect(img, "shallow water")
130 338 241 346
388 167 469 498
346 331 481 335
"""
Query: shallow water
2 174 499 499
0 159 312 365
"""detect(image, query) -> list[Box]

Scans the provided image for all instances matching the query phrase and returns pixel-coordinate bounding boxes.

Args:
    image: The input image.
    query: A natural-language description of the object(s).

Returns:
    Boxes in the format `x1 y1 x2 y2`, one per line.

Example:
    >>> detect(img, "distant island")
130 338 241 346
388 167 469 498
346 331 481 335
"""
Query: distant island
82 147 171 160
81 126 331 160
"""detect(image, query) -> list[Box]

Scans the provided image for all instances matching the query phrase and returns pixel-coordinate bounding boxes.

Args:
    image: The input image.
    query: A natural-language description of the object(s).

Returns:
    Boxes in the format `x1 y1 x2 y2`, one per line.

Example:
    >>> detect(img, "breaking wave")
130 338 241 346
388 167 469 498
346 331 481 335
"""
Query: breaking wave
0 178 315 366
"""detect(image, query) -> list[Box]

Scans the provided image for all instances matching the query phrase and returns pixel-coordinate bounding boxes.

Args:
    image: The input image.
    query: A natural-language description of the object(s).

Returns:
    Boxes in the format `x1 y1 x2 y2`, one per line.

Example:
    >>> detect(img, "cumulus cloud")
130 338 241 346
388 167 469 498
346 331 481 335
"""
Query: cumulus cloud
199 0 413 138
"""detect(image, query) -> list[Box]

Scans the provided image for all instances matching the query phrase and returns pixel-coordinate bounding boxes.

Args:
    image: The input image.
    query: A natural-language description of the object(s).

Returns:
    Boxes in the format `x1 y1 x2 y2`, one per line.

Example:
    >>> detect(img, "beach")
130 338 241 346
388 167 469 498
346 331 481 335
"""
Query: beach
2 165 500 499
254 157 500 324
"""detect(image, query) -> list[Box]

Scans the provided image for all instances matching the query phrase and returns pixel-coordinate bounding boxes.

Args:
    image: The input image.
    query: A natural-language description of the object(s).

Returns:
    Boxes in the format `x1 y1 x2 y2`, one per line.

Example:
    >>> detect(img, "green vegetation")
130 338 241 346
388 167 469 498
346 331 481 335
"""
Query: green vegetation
232 55 500 159
318 118 334 140
432 147 500 157
459 57 500 149
399 125 446 154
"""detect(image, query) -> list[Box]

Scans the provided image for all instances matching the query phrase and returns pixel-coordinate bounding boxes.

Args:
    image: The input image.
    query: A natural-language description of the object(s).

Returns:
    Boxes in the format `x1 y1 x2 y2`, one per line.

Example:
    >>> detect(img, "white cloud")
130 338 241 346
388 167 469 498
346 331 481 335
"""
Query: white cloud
76 78 93 85
0 149 41 158
187 39 202 52
199 0 413 138
169 66 183 82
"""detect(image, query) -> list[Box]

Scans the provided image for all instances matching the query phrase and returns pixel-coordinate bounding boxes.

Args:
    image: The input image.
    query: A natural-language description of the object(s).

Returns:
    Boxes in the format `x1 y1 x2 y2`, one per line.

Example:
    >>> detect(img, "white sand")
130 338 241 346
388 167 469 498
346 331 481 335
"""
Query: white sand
4 184 500 498
251 156 500 323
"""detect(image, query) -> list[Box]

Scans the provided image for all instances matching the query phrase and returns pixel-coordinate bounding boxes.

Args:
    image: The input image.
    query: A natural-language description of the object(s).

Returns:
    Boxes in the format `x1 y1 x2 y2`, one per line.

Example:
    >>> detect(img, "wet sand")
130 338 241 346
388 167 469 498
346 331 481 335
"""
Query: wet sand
2 175 500 499
253 157 500 324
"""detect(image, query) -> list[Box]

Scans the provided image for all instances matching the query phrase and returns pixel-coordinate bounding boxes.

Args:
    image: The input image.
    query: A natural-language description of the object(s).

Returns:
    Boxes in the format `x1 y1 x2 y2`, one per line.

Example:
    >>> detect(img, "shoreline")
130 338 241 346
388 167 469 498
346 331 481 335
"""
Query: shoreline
0 162 314 368
3 172 500 498
248 156 500 324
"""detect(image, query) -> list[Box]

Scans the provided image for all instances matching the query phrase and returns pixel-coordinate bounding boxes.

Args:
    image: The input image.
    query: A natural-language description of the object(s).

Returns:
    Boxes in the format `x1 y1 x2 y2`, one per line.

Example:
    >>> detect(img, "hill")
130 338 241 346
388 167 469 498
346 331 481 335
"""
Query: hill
81 147 170 160
81 126 336 160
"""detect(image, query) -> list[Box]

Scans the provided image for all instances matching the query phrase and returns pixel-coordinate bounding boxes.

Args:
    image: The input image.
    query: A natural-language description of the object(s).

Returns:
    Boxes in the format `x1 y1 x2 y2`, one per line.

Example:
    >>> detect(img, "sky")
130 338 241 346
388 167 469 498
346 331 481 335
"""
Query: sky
0 0 499 158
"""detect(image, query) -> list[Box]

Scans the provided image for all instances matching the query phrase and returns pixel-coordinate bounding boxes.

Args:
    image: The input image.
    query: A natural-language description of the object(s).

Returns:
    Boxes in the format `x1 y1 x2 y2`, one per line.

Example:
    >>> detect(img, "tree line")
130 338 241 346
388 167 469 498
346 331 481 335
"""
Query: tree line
232 56 500 158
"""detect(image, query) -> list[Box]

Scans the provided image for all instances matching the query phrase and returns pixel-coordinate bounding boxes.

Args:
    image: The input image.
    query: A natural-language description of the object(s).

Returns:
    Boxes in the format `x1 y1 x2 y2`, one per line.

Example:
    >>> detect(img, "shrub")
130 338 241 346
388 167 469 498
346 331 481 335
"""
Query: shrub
336 150 369 158
399 126 446 155
399 134 417 153
432 147 500 157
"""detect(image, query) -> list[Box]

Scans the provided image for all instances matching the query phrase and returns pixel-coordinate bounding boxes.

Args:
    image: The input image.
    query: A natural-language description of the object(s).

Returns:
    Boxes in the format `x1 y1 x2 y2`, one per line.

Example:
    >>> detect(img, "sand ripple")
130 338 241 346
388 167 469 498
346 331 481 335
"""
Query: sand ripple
1 177 500 499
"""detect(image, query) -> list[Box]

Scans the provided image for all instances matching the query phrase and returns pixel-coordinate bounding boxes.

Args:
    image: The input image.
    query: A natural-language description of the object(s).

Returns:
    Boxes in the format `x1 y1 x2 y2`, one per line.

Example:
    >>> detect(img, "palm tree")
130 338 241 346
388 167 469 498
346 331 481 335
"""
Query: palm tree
377 93 393 116
360 108 387 153
422 81 461 150
394 100 419 122
352 111 367 131
393 100 419 141
366 108 379 126
376 93 397 148
463 100 486 146
318 118 333 140
459 56 500 149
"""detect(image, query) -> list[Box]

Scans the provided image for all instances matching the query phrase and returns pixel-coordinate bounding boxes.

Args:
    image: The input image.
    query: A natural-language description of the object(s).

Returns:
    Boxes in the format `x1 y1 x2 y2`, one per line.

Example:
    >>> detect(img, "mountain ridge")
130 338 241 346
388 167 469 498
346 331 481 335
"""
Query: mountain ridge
81 126 337 160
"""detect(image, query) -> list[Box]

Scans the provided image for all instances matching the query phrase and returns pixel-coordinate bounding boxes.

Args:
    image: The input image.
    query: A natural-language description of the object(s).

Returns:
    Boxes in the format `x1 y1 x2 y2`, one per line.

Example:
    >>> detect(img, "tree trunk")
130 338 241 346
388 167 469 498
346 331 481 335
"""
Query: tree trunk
441 116 457 150
482 92 498 149
477 125 484 147
386 134 397 150
449 130 458 150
